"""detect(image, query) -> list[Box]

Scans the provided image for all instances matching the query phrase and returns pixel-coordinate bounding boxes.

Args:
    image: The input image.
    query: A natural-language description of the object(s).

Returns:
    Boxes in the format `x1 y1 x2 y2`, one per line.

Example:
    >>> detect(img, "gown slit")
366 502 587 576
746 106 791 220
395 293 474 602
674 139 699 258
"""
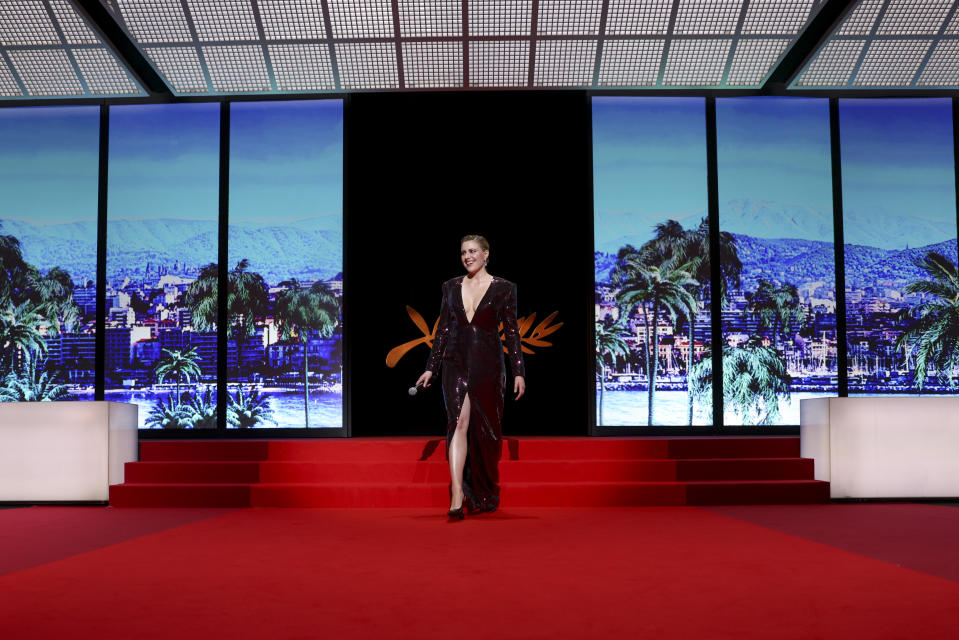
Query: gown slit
425 275 526 512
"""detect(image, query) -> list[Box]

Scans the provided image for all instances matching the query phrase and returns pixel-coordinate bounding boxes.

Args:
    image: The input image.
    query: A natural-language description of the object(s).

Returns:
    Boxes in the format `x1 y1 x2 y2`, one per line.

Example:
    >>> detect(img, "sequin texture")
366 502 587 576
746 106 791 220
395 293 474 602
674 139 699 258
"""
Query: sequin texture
425 275 525 511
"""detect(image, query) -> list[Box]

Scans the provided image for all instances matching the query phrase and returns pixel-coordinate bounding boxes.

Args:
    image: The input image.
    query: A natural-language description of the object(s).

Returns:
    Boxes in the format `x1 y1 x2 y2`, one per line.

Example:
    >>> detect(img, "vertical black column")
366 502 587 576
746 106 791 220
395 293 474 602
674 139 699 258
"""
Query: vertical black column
953 98 959 268
830 98 848 397
705 97 723 428
95 104 109 402
586 93 598 433
216 102 230 432
341 95 352 437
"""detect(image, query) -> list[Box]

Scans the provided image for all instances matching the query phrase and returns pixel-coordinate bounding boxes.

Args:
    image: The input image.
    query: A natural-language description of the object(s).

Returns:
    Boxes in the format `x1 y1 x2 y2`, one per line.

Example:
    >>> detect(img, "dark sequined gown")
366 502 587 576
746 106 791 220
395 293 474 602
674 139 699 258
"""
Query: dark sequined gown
425 275 525 512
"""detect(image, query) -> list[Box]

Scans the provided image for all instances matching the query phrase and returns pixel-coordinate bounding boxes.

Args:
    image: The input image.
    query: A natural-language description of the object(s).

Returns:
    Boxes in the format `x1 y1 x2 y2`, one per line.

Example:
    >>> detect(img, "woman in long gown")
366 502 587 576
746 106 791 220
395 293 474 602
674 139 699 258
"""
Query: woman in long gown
416 235 526 519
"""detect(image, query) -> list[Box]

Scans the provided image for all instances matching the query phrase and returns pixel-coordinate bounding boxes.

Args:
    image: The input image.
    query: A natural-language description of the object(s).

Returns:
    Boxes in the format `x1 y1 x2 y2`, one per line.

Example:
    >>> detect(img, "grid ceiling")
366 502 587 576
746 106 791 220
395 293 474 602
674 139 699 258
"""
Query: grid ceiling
101 0 826 94
793 0 959 88
0 0 145 98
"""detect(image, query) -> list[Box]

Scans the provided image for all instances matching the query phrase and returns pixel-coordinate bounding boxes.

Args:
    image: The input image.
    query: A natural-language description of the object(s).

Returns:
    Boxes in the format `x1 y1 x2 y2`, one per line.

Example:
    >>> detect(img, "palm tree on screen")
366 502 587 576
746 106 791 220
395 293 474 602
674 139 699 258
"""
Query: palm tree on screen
895 251 959 390
746 279 804 351
0 353 69 402
722 336 790 425
154 347 202 407
29 266 80 336
183 387 217 429
227 385 274 429
613 254 697 426
595 318 630 425
274 279 339 428
0 303 48 373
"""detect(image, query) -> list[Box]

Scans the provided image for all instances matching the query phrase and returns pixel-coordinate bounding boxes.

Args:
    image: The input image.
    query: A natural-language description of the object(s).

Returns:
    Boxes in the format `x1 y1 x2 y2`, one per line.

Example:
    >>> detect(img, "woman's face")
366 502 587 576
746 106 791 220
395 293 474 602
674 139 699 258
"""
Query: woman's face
461 241 489 275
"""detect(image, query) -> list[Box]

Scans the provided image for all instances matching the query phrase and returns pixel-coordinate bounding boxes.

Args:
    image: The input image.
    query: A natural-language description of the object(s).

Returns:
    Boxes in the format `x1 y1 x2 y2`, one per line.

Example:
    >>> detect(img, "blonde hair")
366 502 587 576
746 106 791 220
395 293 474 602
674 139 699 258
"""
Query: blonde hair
460 234 489 251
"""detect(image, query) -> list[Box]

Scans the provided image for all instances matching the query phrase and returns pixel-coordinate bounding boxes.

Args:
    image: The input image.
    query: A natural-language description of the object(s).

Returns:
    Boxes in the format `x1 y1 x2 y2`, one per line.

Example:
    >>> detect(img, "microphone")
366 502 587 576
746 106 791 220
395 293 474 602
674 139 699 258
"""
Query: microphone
408 381 426 396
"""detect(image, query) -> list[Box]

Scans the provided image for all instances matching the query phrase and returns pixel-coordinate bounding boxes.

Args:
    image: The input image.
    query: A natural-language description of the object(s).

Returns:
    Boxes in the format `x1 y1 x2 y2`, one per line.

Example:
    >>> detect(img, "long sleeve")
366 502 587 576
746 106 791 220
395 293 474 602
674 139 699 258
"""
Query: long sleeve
502 283 525 378
425 281 451 374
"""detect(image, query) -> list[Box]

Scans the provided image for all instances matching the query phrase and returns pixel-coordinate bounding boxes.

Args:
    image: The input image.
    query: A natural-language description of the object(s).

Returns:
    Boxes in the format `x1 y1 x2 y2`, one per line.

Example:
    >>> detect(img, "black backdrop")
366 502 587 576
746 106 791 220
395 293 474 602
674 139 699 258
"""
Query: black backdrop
346 91 594 437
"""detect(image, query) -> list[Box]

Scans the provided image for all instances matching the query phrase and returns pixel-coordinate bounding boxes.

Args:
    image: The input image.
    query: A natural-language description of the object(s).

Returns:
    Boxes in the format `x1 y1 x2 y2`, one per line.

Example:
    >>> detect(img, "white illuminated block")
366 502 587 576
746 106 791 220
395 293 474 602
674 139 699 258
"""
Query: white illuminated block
801 397 959 499
335 41 398 89
469 40 529 87
468 0 532 36
597 38 664 86
917 39 959 86
403 41 463 88
0 402 138 502
270 43 336 91
0 57 23 96
49 0 99 44
662 38 731 85
74 47 142 95
328 0 394 38
533 39 597 86
726 38 790 86
795 38 864 86
741 0 815 36
186 0 259 41
145 45 210 93
875 0 953 36
399 0 461 37
673 0 743 35
0 0 60 45
853 38 931 86
604 0 672 36
8 48 84 96
116 0 194 43
259 0 327 40
202 44 272 92
836 0 884 36
537 0 603 36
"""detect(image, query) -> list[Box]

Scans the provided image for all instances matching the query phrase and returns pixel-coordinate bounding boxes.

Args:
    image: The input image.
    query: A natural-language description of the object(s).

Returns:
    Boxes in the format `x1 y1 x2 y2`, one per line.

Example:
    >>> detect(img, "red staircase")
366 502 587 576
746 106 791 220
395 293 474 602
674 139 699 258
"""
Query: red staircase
109 437 829 507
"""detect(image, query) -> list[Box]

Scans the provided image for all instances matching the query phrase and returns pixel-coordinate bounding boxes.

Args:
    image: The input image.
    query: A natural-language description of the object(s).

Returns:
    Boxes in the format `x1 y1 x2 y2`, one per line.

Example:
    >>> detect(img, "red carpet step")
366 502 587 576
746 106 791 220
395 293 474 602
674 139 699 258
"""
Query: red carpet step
110 437 829 507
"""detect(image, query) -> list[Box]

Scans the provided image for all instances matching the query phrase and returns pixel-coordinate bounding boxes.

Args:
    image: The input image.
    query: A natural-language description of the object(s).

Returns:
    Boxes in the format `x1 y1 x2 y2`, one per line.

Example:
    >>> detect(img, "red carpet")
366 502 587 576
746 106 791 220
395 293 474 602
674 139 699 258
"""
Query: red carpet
1 505 957 639
111 437 829 507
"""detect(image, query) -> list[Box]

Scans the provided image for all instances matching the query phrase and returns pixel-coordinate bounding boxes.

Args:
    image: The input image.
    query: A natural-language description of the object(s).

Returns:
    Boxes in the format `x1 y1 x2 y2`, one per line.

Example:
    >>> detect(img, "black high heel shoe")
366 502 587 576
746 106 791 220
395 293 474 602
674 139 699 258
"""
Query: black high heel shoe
447 507 465 520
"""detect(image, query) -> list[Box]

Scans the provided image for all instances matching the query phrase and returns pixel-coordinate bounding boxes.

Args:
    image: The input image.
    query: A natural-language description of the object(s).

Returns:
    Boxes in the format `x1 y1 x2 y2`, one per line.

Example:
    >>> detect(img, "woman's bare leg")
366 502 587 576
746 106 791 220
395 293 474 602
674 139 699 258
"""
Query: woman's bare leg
448 393 471 511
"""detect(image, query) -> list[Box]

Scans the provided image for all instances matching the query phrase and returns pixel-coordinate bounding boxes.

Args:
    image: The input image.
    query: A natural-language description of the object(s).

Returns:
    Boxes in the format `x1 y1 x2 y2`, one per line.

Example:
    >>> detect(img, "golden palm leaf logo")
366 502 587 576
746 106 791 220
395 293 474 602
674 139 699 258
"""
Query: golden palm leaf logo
386 306 562 368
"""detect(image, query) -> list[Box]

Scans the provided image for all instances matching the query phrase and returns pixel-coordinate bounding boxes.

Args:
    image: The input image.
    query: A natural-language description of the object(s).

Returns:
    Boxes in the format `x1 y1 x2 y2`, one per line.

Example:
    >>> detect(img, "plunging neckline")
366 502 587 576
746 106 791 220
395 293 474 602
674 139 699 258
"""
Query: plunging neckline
461 275 494 324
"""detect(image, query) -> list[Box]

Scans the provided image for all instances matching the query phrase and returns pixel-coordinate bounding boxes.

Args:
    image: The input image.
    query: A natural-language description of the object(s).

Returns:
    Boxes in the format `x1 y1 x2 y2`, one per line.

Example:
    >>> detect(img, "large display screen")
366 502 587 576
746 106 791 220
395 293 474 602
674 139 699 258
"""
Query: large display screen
840 99 958 396
229 100 343 429
0 106 100 401
717 97 836 425
106 104 221 428
592 97 710 426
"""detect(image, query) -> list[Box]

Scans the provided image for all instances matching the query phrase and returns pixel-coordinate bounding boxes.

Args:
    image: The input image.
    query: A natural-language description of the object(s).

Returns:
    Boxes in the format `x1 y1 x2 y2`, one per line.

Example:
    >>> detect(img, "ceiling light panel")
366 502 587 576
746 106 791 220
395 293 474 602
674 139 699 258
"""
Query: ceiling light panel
853 38 931 85
741 0 815 35
726 37 790 85
0 57 23 96
258 0 327 40
662 38 732 85
402 40 463 87
335 41 398 89
73 46 141 94
144 45 209 92
115 0 193 43
948 10 959 34
469 40 529 87
328 0 394 38
0 1 60 45
8 48 83 95
596 38 664 85
50 0 99 44
604 0 673 35
186 0 259 41
673 0 743 35
468 0 532 36
269 43 336 90
875 0 952 36
917 39 959 85
202 44 272 91
537 0 603 36
399 0 462 37
794 38 863 86
835 0 883 35
533 39 597 86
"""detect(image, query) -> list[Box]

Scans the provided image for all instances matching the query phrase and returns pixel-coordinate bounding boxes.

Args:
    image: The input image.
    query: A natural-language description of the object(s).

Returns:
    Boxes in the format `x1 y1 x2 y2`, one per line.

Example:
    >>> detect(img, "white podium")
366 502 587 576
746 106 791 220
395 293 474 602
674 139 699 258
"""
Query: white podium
801 397 959 499
0 401 138 502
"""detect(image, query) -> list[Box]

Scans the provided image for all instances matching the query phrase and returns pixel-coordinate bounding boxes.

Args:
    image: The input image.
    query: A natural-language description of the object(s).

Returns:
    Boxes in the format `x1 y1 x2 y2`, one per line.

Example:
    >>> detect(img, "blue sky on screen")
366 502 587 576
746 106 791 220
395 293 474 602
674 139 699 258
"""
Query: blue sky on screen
592 97 706 247
840 98 956 248
109 103 219 221
717 97 832 217
229 100 343 225
0 106 99 224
